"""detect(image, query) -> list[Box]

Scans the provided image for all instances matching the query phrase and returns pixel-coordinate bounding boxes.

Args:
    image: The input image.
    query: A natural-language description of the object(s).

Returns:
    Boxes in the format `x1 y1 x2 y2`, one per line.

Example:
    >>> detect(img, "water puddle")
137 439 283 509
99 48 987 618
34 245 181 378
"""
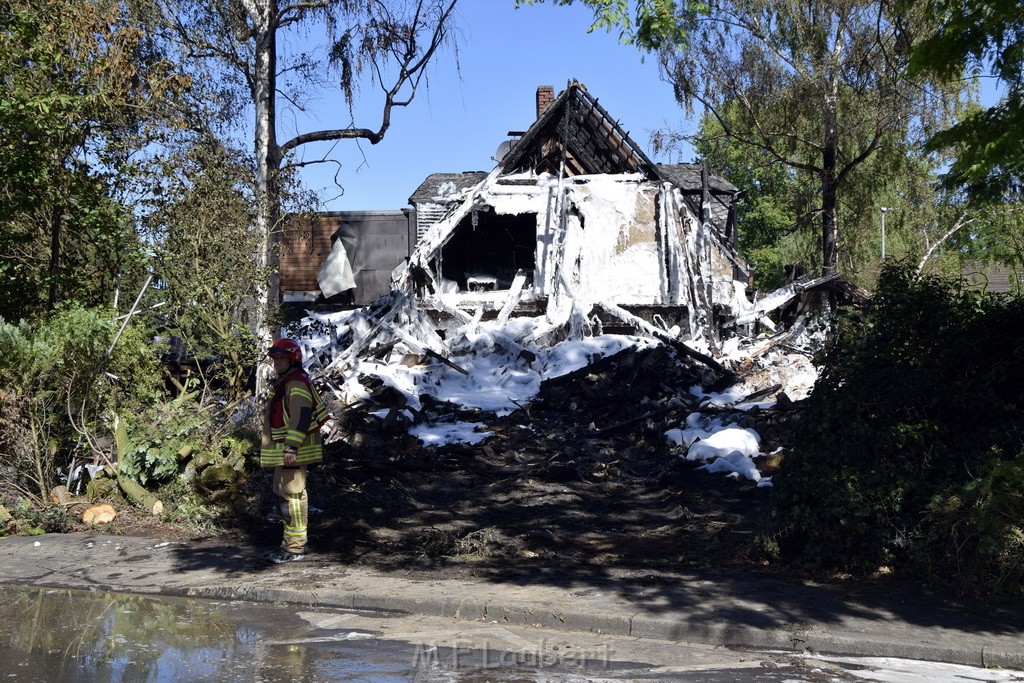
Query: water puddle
0 585 607 682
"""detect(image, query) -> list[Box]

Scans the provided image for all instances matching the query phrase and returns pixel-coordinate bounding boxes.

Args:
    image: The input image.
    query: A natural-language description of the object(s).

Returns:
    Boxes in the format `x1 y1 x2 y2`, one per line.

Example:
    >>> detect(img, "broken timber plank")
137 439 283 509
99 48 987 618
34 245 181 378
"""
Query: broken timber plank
734 274 840 326
424 348 470 376
316 292 410 378
595 301 733 377
741 383 782 403
381 322 468 375
496 270 529 324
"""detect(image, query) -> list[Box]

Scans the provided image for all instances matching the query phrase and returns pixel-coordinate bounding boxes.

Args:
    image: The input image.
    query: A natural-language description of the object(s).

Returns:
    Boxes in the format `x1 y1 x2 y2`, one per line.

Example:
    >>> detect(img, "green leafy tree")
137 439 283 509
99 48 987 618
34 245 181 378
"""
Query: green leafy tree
0 0 190 319
0 309 163 503
942 202 1024 293
526 0 967 279
514 0 686 47
908 0 1024 201
656 0 963 277
144 139 265 404
693 108 808 288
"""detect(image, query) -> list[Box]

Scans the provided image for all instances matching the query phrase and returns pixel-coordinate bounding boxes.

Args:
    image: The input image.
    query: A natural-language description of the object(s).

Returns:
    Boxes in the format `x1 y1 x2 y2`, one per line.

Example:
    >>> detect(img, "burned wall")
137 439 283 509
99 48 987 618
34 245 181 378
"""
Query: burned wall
281 210 413 305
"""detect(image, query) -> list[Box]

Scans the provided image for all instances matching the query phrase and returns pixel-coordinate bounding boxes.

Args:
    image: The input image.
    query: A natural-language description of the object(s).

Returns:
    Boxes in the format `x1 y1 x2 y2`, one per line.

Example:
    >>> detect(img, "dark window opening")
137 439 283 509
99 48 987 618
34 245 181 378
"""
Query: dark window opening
439 209 536 291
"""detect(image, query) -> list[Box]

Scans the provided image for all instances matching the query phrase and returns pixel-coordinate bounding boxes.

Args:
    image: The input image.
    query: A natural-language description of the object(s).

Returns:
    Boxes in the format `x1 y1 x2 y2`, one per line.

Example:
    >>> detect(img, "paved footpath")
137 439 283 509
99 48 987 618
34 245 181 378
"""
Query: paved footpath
1 533 1022 669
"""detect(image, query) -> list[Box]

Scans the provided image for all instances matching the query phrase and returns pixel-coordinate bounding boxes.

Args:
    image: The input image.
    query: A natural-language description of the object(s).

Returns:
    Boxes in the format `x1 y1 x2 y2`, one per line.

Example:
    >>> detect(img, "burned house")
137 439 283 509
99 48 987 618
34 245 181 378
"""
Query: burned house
282 81 756 347
399 82 751 341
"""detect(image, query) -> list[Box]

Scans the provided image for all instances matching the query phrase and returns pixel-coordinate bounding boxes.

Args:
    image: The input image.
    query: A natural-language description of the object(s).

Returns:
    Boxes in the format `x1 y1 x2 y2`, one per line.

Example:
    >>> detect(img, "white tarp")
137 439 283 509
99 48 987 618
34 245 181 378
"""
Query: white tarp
317 238 357 298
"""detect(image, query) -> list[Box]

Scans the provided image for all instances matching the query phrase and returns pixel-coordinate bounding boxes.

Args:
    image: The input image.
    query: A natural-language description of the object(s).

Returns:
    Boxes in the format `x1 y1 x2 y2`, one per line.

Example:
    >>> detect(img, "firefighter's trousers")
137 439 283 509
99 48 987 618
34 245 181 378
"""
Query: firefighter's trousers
272 465 308 554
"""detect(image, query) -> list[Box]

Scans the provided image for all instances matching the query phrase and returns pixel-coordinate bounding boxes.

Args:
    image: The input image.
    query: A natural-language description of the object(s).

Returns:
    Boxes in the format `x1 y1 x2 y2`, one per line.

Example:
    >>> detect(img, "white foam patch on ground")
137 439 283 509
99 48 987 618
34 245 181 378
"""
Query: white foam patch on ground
815 655 1024 682
409 422 491 446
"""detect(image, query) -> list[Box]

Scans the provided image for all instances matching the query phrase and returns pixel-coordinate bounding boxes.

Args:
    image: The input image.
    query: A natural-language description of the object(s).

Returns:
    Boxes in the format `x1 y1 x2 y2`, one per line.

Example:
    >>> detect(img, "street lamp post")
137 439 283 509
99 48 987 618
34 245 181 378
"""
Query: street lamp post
880 207 890 259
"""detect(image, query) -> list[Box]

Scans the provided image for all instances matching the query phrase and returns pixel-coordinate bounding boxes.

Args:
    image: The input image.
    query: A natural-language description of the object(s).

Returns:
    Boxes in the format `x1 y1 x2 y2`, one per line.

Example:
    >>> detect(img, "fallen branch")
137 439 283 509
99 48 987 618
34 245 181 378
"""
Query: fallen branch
118 476 163 516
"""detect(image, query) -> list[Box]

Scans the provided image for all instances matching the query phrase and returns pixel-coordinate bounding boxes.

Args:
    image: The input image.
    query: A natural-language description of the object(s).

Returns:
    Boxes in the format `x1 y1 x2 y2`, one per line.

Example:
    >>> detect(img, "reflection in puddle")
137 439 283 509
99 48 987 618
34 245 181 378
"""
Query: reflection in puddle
0 585 601 682
0 584 413 682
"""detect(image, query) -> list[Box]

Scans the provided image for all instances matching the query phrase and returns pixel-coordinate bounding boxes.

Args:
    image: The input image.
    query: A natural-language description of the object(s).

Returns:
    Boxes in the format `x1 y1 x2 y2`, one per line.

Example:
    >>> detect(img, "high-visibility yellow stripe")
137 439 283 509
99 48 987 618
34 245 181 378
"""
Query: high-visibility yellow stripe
261 445 322 467
288 386 313 401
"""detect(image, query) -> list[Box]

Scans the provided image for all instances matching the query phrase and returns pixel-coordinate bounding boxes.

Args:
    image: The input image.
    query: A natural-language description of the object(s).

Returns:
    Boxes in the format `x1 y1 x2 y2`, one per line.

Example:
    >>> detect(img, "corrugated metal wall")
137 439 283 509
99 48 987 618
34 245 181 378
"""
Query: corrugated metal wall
280 210 414 305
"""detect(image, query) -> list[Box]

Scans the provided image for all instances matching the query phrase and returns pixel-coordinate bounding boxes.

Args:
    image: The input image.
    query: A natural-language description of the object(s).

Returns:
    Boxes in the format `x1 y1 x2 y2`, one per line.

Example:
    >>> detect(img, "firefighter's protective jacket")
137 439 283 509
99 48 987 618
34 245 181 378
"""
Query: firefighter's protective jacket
260 367 329 467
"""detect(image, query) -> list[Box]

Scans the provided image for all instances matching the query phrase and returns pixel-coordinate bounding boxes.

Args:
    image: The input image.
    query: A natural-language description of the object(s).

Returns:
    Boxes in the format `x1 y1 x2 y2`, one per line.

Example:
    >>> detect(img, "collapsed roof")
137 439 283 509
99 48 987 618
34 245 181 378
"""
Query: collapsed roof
400 81 751 348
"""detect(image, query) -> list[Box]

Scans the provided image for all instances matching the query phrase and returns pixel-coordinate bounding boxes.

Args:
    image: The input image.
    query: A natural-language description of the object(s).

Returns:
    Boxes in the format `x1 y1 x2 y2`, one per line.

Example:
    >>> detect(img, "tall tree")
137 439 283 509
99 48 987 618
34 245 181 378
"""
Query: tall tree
144 137 264 404
656 0 960 277
0 0 188 320
157 0 459 382
523 0 966 278
694 102 951 289
908 0 1024 201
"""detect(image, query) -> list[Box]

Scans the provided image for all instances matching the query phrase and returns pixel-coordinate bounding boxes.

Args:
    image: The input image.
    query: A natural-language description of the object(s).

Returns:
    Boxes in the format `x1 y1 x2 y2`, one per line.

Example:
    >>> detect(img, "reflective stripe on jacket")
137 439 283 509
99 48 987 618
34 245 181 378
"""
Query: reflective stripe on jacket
260 368 329 467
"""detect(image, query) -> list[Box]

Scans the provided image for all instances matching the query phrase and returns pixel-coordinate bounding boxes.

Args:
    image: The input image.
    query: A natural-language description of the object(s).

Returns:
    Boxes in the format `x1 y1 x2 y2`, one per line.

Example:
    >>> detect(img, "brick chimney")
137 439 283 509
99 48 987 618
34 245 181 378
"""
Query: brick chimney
536 85 555 118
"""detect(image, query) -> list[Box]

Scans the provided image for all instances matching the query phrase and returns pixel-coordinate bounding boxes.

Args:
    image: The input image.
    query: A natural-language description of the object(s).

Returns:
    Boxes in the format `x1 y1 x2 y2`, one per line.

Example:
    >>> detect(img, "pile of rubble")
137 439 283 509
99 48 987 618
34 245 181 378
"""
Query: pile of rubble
264 272 873 569
281 272 844 489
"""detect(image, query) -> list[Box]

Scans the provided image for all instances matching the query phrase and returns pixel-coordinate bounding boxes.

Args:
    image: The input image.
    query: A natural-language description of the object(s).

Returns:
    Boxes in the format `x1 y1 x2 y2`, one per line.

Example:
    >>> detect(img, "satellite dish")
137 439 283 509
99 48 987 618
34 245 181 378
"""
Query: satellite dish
493 139 513 162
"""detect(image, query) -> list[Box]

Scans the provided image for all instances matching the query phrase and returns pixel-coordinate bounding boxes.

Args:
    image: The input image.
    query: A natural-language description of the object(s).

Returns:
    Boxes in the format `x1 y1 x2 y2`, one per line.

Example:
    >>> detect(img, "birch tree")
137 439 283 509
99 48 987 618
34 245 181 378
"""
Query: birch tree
158 0 459 387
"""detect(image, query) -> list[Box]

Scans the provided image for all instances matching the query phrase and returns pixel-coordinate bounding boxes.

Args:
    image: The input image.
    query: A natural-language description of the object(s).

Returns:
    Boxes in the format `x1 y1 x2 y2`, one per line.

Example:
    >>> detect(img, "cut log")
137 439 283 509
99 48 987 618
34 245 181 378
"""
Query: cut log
82 503 117 525
118 476 163 516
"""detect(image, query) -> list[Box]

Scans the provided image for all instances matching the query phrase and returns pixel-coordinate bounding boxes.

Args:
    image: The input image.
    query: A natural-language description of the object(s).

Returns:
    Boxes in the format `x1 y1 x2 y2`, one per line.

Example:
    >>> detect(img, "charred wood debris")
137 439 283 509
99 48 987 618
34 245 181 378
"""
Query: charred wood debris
288 274 867 488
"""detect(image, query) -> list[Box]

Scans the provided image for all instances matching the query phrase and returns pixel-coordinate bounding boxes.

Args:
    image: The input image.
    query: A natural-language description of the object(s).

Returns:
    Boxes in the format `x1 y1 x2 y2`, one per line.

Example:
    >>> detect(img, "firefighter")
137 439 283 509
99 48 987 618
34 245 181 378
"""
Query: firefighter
261 338 329 563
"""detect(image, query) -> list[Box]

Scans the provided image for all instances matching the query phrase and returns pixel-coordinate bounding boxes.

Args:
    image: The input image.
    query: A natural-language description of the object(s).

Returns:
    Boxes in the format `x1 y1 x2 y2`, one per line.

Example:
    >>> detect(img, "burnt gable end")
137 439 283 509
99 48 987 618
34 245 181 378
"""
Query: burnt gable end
500 81 658 178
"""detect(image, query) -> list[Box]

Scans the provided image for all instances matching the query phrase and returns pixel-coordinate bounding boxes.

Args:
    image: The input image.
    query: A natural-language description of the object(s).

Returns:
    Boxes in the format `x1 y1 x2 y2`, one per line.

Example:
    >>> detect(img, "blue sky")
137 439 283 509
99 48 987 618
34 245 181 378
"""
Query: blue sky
289 2 690 211
287 2 1005 213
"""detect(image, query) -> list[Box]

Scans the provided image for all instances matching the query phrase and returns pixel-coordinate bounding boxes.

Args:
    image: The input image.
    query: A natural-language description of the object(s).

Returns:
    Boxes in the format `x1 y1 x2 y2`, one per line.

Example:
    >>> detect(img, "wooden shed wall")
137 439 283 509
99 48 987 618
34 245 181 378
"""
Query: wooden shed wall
280 210 413 305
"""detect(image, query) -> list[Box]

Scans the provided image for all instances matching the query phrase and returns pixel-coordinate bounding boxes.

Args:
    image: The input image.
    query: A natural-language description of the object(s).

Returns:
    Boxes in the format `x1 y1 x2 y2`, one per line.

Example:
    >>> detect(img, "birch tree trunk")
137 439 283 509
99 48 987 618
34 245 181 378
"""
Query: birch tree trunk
242 0 280 397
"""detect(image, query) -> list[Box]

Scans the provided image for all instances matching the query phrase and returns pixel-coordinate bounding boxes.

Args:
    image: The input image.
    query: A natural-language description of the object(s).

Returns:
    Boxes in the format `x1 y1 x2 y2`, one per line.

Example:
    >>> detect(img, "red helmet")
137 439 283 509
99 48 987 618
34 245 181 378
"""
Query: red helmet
268 338 302 363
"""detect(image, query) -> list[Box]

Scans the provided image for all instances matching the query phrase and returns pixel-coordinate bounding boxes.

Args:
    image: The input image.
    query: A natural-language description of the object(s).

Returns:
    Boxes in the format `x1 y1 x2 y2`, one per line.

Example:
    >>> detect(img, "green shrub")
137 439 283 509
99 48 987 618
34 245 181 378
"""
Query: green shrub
0 308 118 502
115 396 211 486
0 306 165 502
114 392 260 488
767 262 1024 594
923 448 1024 595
